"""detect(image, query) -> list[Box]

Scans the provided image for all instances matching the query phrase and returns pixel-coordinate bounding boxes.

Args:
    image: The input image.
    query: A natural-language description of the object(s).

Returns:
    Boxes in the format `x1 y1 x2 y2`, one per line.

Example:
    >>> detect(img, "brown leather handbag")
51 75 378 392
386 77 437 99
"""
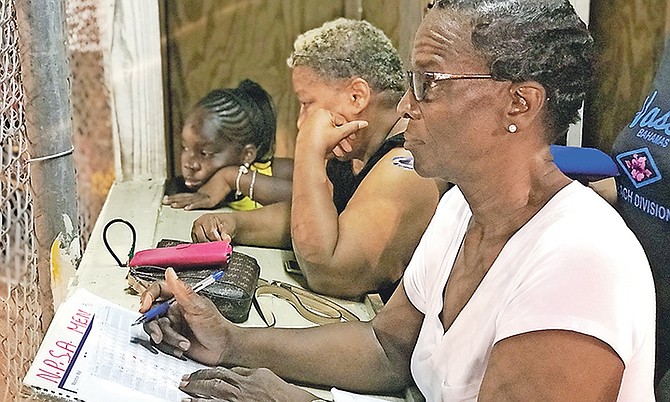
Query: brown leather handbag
128 239 260 323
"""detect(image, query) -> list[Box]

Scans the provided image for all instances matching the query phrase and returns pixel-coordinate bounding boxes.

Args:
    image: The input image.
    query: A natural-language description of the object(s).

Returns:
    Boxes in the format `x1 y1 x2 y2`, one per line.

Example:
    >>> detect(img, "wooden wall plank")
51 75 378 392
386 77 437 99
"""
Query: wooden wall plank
345 0 363 19
361 0 423 69
100 0 167 181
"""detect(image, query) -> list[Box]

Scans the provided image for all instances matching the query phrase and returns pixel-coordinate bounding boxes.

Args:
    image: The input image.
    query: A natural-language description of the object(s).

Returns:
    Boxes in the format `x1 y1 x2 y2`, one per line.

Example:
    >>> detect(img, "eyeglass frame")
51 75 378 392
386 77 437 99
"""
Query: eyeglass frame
406 70 494 102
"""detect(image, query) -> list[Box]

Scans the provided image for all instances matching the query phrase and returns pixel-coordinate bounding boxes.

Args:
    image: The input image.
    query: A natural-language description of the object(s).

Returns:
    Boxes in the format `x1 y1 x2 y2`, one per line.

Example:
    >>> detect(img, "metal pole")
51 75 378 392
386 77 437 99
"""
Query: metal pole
16 0 78 328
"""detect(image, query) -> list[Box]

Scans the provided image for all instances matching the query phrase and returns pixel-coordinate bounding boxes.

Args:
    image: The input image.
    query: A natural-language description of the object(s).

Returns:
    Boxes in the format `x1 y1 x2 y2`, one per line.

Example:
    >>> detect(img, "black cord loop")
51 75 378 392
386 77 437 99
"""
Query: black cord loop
102 218 137 267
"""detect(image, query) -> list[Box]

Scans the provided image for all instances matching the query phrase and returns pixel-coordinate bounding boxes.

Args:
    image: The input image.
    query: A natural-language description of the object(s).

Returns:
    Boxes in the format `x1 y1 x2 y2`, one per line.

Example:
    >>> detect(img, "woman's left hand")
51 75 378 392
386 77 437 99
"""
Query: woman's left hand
179 367 317 402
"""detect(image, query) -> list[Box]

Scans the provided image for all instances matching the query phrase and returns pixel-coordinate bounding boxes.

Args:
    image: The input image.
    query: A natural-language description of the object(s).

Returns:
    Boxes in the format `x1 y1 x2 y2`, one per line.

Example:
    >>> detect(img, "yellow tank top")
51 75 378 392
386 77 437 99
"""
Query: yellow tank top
227 161 272 211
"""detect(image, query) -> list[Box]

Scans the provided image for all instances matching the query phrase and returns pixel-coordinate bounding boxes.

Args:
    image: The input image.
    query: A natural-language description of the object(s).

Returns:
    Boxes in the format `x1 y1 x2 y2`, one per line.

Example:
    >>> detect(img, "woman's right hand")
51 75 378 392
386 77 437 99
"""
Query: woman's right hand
296 108 368 159
191 213 236 243
139 268 237 366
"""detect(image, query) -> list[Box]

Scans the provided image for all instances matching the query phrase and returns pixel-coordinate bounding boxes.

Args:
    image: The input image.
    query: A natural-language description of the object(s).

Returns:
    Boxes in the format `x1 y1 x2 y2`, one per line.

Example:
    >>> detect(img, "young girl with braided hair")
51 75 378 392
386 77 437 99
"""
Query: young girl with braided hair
163 79 292 211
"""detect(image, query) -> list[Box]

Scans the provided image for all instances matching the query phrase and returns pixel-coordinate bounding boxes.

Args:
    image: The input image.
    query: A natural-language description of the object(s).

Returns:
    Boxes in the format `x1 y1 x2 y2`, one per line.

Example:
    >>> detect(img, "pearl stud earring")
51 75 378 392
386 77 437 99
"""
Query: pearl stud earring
508 124 518 133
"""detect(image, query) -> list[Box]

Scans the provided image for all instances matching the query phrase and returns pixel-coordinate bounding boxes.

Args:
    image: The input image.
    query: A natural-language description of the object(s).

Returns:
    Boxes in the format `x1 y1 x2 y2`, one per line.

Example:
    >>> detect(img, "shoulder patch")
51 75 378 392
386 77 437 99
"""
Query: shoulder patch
616 147 662 188
391 155 415 170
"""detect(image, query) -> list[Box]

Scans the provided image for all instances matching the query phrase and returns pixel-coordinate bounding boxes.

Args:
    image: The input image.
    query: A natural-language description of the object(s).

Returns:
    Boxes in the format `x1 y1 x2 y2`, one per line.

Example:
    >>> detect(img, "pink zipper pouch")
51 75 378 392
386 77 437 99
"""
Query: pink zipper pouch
128 241 233 270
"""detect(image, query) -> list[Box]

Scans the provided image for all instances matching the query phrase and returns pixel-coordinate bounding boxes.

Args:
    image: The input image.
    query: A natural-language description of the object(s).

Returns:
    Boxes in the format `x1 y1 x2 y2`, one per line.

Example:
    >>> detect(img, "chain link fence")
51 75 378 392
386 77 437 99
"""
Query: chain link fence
1 0 114 400
0 0 41 399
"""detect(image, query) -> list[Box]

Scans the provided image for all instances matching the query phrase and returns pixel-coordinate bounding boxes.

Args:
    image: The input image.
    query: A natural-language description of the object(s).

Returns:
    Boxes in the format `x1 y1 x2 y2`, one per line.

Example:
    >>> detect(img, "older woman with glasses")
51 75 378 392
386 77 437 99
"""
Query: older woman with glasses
142 1 655 401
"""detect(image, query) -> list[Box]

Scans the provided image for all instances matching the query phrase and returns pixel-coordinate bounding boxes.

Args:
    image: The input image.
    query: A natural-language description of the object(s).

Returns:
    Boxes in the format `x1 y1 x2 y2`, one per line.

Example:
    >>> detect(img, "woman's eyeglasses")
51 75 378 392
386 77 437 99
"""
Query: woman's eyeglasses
407 70 493 101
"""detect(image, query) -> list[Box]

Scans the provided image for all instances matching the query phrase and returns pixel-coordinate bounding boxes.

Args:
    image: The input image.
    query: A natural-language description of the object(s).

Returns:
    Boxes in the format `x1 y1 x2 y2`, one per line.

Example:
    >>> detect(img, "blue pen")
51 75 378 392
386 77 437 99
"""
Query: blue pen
131 269 226 326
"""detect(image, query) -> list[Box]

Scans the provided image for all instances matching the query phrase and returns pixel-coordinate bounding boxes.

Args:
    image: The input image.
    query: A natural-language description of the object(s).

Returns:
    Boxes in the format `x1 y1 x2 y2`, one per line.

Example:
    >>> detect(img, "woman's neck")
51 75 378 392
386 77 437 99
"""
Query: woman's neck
459 147 572 239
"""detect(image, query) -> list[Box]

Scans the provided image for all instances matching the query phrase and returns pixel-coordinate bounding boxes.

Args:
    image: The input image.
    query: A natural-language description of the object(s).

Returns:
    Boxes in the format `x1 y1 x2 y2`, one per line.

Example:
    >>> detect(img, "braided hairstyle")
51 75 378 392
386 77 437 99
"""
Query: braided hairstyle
196 79 276 163
432 0 594 140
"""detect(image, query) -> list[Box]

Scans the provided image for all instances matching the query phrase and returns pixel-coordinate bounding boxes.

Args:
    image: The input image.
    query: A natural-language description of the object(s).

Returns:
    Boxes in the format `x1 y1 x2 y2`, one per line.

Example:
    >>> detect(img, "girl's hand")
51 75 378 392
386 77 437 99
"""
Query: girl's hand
163 167 237 210
163 191 217 210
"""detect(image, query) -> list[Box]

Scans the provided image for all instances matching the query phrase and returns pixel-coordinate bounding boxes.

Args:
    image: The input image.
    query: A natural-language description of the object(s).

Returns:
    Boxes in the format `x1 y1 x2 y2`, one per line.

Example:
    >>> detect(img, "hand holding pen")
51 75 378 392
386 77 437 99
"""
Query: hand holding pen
133 269 226 326
138 267 236 366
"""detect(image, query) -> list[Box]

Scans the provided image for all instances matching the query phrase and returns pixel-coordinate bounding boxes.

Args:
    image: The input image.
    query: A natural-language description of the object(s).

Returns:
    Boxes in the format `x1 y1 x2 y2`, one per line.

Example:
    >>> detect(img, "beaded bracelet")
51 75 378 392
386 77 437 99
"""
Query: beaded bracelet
249 170 258 200
235 163 250 197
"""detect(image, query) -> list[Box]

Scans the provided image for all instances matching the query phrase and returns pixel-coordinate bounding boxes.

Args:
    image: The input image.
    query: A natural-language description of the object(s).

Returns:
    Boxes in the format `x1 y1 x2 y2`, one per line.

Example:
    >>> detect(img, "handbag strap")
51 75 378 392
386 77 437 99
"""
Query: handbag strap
128 271 360 326
102 218 137 267
255 278 360 326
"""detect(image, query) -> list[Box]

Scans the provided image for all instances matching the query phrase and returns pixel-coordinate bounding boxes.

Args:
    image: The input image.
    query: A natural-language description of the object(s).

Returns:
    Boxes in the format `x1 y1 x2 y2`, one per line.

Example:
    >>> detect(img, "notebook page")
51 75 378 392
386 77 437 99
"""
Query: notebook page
76 295 208 401
23 289 99 400
24 288 209 401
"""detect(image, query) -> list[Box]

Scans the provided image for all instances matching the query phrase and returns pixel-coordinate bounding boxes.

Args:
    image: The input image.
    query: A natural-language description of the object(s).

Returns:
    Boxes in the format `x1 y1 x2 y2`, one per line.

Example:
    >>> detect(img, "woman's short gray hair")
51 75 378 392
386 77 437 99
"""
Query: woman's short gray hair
287 18 405 96
433 0 594 139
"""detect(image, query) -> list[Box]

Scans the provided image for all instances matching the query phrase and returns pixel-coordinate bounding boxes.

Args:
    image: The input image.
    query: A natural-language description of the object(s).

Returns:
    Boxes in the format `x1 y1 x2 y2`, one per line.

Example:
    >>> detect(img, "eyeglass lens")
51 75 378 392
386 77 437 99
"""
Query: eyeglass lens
407 71 494 101
407 71 427 101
